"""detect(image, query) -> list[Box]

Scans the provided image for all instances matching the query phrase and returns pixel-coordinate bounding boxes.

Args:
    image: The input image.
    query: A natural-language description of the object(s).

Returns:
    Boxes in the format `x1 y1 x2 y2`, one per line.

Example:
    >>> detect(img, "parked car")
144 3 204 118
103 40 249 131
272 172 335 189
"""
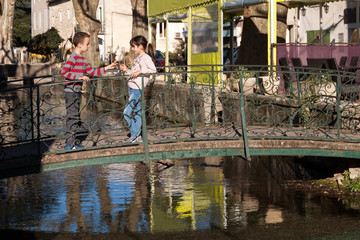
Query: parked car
156 50 165 71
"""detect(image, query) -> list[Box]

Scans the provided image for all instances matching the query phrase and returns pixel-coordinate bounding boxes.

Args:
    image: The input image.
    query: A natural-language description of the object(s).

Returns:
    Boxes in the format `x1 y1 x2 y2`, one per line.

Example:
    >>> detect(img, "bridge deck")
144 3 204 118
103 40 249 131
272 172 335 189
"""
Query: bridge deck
2 125 360 171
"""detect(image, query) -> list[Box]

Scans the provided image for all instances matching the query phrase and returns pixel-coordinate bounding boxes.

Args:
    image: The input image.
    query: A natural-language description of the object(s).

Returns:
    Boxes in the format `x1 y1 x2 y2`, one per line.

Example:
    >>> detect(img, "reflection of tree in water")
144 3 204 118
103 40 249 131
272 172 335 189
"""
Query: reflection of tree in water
123 162 150 232
223 156 308 228
0 171 58 229
61 167 89 232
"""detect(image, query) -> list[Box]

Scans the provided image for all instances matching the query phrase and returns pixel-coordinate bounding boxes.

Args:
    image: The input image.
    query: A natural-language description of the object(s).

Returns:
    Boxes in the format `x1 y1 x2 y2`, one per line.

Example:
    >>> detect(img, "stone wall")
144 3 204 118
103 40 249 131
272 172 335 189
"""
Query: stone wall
0 63 55 80
92 77 219 124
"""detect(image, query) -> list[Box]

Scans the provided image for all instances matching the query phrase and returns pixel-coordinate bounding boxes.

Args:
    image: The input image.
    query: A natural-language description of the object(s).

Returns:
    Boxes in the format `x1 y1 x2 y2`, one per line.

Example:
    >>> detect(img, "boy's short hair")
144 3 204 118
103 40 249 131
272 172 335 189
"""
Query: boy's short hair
73 32 90 47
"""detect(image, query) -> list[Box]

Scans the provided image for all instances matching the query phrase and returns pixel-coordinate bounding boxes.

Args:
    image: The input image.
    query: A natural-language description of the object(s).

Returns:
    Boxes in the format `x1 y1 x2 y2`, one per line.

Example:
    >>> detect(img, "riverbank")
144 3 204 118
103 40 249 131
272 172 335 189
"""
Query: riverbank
284 172 360 210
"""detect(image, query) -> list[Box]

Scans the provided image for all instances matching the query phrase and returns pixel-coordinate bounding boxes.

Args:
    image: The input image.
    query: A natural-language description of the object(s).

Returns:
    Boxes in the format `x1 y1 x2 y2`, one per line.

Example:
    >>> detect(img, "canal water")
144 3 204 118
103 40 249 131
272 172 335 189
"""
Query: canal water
1 156 360 239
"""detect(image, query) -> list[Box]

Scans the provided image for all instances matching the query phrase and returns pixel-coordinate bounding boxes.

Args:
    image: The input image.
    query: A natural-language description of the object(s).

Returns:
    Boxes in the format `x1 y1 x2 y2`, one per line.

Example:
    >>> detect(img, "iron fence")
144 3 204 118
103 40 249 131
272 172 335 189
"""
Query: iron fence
1 65 360 161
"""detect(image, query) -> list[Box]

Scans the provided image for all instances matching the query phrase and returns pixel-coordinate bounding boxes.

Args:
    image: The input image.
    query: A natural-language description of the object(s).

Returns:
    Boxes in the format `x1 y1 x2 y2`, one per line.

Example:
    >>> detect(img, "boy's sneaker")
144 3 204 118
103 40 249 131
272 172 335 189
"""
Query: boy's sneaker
65 145 73 150
65 144 85 150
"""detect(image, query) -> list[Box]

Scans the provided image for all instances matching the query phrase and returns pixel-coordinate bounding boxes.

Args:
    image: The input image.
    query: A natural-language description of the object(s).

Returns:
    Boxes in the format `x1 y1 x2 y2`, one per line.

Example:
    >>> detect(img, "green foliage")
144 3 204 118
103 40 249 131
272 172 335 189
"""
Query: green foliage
16 0 31 8
169 39 186 66
299 74 329 127
231 66 256 79
341 197 360 210
13 7 31 47
28 27 64 60
343 170 360 192
225 66 256 91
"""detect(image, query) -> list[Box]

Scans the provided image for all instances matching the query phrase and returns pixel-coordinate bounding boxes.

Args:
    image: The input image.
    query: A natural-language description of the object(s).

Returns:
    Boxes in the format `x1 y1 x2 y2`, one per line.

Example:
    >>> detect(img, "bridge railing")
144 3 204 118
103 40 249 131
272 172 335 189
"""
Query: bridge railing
1 65 360 161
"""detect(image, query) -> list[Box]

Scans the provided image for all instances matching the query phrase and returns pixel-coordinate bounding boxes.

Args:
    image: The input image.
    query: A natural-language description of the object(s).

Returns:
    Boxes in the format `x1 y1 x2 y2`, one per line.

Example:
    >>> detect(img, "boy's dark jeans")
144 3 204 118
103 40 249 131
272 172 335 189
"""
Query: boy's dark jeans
64 90 81 147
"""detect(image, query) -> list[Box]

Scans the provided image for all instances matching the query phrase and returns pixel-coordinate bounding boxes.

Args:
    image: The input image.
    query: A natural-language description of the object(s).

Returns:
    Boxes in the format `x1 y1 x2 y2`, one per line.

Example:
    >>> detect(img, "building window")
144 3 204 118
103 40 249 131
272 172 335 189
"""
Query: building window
33 13 36 30
60 11 62 22
67 9 70 19
51 15 55 28
338 33 344 43
175 32 181 38
38 11 41 30
44 9 48 29
159 22 166 38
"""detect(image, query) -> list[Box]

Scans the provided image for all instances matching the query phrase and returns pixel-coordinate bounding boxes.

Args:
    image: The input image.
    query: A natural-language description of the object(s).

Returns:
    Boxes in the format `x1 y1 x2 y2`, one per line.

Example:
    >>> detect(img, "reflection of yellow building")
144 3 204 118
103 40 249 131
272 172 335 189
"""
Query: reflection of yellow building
150 157 226 232
265 206 283 224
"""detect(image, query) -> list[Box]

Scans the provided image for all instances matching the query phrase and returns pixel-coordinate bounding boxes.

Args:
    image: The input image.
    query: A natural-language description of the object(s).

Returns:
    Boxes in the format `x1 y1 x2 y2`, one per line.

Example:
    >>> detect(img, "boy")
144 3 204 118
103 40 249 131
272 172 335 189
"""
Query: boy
61 32 117 150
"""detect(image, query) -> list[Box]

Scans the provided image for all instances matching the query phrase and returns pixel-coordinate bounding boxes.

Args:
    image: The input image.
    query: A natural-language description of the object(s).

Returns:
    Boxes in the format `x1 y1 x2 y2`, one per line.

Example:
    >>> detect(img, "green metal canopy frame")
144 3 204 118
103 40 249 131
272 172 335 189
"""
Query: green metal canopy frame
147 0 342 81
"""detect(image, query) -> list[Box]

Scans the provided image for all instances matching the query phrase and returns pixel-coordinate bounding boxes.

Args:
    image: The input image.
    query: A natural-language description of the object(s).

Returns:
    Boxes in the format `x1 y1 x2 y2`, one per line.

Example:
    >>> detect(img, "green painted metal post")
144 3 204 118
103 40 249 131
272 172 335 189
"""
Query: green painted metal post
29 79 35 143
336 75 341 140
211 65 216 124
239 71 251 161
191 77 196 138
36 84 41 155
141 76 150 164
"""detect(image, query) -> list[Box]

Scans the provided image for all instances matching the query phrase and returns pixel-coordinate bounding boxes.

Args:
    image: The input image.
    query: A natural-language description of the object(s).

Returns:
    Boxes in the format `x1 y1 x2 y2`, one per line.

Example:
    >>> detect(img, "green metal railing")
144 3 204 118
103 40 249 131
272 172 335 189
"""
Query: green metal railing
1 65 360 163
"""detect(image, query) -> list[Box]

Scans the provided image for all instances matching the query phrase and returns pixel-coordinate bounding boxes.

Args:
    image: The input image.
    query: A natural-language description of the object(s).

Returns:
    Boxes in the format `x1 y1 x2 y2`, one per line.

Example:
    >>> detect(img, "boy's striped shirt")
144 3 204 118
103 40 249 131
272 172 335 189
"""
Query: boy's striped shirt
61 51 105 86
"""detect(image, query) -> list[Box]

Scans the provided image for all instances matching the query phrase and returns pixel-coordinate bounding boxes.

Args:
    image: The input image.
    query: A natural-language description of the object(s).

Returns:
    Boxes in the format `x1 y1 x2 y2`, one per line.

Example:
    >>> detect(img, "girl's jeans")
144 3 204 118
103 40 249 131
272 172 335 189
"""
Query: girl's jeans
124 87 142 137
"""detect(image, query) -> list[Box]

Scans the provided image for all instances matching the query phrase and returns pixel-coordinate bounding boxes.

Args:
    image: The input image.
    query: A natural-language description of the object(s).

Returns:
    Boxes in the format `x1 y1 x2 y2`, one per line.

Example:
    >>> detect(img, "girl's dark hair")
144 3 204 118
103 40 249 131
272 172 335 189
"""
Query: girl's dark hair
130 35 155 63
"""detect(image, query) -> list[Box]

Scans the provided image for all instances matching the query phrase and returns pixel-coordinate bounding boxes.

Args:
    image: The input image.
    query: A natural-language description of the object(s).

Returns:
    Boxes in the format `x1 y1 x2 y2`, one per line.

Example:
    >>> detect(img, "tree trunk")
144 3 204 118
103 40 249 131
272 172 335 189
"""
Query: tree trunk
0 0 16 64
236 3 289 66
72 0 101 67
130 0 148 37
128 0 148 64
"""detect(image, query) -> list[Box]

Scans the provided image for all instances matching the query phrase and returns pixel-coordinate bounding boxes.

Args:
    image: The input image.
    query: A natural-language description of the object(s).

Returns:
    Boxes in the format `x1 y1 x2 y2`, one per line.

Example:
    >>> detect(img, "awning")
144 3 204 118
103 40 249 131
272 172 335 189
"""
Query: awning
149 0 215 16
149 0 341 17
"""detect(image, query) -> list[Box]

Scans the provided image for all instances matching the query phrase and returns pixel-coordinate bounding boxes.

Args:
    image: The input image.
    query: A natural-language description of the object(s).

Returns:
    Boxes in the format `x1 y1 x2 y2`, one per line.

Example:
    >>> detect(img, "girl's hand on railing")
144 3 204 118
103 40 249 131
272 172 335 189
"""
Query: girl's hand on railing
130 70 141 78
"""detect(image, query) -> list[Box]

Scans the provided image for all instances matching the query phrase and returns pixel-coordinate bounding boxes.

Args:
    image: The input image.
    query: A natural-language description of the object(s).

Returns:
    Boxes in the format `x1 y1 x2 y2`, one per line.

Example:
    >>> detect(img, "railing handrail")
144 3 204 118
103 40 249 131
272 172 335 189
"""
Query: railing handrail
2 64 360 165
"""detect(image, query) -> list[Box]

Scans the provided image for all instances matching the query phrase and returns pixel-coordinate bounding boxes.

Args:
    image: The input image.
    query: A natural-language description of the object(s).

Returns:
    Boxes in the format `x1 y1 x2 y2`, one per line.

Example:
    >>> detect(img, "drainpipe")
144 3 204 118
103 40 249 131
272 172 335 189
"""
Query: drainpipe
357 0 359 44
220 0 224 66
165 13 169 67
319 3 323 43
230 15 234 64
268 0 276 67
188 7 192 67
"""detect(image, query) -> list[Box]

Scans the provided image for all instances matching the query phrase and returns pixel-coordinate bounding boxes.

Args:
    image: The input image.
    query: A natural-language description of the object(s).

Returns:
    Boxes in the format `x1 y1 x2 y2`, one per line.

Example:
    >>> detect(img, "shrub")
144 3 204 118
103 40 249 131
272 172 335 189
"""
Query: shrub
28 27 63 61
343 170 360 192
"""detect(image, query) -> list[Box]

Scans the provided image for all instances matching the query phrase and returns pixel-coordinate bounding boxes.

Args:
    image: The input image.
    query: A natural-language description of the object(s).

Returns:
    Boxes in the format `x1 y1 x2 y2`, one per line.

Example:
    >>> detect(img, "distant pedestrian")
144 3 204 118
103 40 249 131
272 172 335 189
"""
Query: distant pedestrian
119 35 157 143
61 31 117 150
64 38 73 61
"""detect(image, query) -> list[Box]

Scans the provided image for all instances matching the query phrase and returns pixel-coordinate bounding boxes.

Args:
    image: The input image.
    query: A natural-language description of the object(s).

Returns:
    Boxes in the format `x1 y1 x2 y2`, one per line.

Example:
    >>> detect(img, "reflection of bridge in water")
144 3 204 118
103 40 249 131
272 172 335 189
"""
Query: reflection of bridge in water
2 65 360 171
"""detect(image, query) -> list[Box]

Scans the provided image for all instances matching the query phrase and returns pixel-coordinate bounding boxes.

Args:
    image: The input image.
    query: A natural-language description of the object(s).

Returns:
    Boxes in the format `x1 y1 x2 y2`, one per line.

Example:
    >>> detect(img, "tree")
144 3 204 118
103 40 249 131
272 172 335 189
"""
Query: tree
28 27 64 61
130 0 148 37
236 3 289 66
129 0 157 62
72 0 101 67
13 6 31 47
0 0 16 64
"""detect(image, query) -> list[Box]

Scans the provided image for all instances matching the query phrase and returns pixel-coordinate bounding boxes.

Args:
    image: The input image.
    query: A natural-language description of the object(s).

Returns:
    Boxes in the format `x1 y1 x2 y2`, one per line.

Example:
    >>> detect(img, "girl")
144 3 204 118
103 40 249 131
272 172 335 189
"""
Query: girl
120 36 157 143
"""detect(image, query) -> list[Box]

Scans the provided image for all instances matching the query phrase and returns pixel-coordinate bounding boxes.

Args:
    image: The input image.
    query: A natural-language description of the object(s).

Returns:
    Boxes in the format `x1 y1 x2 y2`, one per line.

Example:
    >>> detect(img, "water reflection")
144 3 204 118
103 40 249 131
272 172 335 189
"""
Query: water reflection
1 156 360 239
